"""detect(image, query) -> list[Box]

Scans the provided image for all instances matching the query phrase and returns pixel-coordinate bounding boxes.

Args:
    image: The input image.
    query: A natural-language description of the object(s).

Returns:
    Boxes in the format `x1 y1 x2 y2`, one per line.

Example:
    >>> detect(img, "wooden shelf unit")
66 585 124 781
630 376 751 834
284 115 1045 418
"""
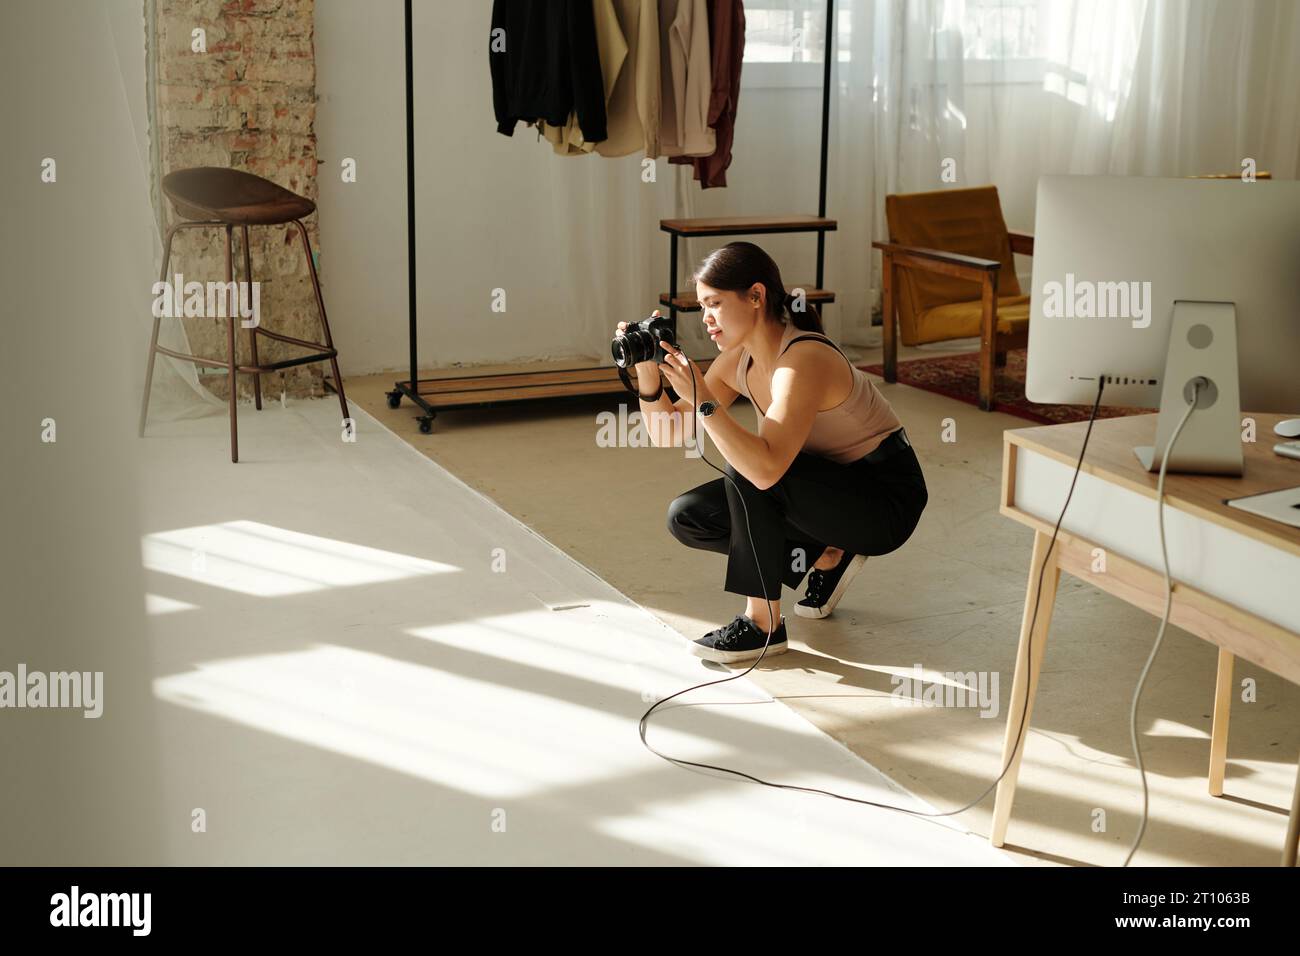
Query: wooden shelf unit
399 357 716 414
658 215 838 334
660 286 835 312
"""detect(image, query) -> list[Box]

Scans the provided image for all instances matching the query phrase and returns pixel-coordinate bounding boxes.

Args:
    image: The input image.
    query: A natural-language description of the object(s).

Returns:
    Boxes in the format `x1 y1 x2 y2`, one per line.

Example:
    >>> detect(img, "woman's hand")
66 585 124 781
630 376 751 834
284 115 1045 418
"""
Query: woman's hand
658 337 716 410
615 318 661 380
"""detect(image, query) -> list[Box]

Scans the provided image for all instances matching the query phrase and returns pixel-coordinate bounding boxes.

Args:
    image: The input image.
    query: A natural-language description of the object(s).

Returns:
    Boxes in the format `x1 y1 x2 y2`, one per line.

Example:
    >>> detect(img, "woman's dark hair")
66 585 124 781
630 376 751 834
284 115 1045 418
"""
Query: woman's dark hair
691 241 825 333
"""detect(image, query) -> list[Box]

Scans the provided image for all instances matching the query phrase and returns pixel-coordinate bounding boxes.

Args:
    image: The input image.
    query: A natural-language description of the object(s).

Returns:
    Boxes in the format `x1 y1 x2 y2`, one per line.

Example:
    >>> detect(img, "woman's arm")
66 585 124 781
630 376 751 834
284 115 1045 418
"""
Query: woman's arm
642 346 741 447
699 346 825 489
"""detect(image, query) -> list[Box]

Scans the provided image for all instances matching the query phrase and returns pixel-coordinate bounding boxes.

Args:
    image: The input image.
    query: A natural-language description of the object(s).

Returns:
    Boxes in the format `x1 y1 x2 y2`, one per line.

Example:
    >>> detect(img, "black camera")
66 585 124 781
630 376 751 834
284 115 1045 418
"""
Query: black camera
612 314 676 368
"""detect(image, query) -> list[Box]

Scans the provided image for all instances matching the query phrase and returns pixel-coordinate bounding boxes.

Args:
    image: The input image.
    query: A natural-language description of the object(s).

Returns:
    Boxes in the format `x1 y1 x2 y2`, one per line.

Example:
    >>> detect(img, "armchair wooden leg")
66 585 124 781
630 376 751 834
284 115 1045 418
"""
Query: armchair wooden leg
881 254 898 383
995 349 1008 368
978 273 998 411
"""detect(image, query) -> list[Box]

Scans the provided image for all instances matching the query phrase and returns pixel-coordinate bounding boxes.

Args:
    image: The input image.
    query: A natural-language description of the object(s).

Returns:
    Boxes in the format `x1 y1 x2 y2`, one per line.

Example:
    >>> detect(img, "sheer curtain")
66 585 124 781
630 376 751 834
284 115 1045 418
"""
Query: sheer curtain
546 149 693 367
1112 0 1300 177
827 0 971 344
824 0 1300 341
438 0 1299 366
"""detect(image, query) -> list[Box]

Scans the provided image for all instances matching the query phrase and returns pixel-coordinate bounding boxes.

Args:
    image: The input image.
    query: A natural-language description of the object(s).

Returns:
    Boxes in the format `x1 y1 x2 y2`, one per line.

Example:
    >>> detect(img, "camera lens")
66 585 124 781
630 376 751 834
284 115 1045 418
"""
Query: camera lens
612 329 653 367
611 335 630 367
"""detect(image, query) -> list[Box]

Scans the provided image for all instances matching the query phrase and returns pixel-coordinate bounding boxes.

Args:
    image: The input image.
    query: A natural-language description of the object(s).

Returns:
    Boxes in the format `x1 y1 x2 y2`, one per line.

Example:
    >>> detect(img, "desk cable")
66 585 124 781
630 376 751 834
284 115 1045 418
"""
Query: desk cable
1124 378 1204 865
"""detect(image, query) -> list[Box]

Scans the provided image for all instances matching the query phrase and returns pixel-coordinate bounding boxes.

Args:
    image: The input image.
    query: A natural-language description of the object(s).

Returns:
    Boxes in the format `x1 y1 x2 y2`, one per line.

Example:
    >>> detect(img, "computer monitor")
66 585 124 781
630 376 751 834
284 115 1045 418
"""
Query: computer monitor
1026 175 1300 416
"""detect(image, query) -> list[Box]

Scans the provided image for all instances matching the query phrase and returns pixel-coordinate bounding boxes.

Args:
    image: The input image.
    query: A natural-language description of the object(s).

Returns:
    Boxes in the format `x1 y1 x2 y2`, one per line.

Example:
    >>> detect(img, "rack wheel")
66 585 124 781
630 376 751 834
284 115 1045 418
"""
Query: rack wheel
418 417 433 435
386 390 402 409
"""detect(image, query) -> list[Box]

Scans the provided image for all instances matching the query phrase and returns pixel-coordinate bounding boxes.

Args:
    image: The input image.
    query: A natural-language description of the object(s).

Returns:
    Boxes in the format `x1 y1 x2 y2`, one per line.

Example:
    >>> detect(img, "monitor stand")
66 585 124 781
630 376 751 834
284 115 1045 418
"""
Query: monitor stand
1133 300 1243 476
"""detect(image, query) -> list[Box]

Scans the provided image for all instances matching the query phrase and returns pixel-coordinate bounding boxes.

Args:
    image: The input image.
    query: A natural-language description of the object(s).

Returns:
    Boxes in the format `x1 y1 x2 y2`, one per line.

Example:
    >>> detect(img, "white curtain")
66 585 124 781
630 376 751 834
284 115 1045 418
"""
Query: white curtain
316 0 1300 375
1113 0 1300 177
823 0 1300 338
546 150 699 366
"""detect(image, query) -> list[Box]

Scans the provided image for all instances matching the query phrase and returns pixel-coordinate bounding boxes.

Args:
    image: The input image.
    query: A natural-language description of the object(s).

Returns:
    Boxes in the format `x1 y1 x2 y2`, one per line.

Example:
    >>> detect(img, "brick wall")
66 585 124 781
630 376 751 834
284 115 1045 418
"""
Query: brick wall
151 0 326 398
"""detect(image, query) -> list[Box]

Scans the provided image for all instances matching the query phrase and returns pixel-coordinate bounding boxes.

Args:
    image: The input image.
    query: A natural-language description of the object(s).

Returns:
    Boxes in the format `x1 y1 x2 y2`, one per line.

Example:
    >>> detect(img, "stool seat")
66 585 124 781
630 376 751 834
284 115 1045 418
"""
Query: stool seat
162 166 316 225
142 166 348 463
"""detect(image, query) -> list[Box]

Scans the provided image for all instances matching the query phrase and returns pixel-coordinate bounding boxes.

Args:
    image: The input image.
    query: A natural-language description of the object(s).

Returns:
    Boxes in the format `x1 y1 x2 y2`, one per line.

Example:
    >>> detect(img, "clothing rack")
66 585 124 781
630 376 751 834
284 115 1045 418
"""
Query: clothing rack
388 0 837 434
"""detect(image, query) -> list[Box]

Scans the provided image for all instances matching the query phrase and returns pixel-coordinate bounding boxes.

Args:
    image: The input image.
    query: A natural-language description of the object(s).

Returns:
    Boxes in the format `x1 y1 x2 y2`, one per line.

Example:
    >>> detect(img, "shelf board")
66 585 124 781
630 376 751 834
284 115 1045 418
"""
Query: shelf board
405 357 715 410
660 286 835 312
659 215 837 237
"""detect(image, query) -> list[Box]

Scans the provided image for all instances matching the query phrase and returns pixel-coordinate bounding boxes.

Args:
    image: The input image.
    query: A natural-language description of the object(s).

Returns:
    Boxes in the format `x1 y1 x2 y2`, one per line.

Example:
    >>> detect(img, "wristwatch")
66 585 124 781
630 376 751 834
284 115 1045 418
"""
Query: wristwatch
697 400 717 417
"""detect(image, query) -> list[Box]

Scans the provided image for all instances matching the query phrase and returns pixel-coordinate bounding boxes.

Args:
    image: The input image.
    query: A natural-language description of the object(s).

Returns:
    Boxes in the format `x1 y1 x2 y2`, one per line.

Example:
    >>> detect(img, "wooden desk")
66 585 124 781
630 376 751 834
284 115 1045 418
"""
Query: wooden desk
993 412 1300 864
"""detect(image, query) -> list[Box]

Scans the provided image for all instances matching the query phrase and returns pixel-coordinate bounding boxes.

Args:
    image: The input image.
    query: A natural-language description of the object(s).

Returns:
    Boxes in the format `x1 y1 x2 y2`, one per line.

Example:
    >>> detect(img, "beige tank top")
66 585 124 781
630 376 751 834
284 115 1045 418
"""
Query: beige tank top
734 322 903 465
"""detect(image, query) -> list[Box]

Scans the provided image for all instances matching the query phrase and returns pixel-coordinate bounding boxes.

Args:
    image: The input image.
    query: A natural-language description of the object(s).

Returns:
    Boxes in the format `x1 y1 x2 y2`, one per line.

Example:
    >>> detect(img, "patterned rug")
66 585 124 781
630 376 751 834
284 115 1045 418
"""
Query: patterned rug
861 349 1146 425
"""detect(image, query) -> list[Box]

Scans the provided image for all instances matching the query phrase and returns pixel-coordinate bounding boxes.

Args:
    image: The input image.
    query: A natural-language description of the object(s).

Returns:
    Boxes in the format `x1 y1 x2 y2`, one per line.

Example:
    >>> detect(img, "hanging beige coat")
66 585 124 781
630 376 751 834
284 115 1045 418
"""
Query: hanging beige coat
596 0 662 157
658 0 714 158
540 0 662 158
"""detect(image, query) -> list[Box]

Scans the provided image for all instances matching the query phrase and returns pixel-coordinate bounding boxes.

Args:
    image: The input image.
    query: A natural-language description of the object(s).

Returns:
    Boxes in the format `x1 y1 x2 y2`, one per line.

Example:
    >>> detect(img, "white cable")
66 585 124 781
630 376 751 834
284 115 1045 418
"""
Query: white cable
1124 380 1203 866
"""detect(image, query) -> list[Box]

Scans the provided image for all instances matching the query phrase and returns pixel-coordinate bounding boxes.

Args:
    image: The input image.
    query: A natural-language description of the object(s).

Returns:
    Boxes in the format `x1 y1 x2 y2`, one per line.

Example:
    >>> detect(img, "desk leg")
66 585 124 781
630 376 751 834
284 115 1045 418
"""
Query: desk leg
1283 751 1300 867
990 530 1060 848
1208 649 1233 797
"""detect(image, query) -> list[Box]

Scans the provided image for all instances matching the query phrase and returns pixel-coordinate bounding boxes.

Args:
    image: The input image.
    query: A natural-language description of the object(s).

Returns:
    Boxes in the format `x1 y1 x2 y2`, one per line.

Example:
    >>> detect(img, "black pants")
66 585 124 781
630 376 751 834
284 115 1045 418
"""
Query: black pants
666 430 929 598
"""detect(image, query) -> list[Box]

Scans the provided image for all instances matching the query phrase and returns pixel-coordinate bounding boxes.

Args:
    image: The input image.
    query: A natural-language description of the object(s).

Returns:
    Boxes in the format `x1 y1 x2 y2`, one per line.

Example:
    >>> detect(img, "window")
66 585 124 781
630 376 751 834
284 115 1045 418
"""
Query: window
742 0 847 89
960 0 1040 60
741 0 1046 89
957 0 1046 85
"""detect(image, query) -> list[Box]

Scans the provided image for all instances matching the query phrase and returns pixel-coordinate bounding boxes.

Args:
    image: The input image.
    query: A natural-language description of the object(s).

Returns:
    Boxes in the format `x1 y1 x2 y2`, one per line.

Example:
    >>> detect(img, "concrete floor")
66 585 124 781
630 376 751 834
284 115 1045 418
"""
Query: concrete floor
345 340 1300 867
138 392 1013 865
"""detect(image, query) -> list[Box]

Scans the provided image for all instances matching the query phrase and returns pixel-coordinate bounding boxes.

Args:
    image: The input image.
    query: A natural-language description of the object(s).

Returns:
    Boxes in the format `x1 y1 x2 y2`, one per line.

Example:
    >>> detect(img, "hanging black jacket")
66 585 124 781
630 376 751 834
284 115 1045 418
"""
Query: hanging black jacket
489 0 608 142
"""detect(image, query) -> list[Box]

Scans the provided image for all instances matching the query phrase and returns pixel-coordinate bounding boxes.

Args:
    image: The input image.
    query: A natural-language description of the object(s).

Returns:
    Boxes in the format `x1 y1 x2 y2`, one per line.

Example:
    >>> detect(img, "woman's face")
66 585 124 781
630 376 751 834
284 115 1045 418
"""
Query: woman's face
697 281 762 350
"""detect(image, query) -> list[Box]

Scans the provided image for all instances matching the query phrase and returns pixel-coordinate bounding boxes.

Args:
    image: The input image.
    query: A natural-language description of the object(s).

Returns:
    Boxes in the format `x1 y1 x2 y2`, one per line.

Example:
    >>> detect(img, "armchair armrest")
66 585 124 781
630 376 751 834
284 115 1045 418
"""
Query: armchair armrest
1007 231 1034 256
872 240 1001 283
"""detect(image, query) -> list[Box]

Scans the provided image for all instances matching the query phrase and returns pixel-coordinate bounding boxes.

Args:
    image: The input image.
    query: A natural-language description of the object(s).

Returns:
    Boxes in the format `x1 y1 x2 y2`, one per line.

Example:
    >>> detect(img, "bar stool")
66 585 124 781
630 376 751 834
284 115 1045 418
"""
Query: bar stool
139 166 350 462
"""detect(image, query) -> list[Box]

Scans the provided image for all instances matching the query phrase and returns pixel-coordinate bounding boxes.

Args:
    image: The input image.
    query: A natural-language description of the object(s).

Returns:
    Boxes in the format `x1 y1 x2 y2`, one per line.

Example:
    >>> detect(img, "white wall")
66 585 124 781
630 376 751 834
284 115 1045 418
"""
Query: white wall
316 1 827 376
2 0 165 864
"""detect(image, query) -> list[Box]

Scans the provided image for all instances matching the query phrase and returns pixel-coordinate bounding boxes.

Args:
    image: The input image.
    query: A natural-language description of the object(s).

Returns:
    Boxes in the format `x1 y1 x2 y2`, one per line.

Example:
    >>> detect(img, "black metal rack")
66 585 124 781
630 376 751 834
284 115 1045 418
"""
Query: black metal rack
388 0 837 434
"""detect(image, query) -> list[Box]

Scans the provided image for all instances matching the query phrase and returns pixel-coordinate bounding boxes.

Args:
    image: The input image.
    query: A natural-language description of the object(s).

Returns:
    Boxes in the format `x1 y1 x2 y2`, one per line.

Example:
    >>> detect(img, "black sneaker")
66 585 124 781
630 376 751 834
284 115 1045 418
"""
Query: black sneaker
691 614 788 664
795 552 867 619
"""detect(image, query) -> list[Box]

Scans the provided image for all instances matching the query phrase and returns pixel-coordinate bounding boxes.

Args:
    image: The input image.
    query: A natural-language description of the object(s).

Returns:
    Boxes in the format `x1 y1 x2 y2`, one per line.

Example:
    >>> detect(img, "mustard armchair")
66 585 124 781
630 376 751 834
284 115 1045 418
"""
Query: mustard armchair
872 185 1033 411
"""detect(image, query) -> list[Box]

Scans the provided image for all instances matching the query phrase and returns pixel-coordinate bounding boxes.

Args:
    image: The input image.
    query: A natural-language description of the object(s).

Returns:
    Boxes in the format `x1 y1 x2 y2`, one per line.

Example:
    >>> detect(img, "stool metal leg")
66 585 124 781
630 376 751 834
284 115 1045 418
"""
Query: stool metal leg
242 225 262 411
293 219 350 428
224 225 239 463
139 222 181 437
